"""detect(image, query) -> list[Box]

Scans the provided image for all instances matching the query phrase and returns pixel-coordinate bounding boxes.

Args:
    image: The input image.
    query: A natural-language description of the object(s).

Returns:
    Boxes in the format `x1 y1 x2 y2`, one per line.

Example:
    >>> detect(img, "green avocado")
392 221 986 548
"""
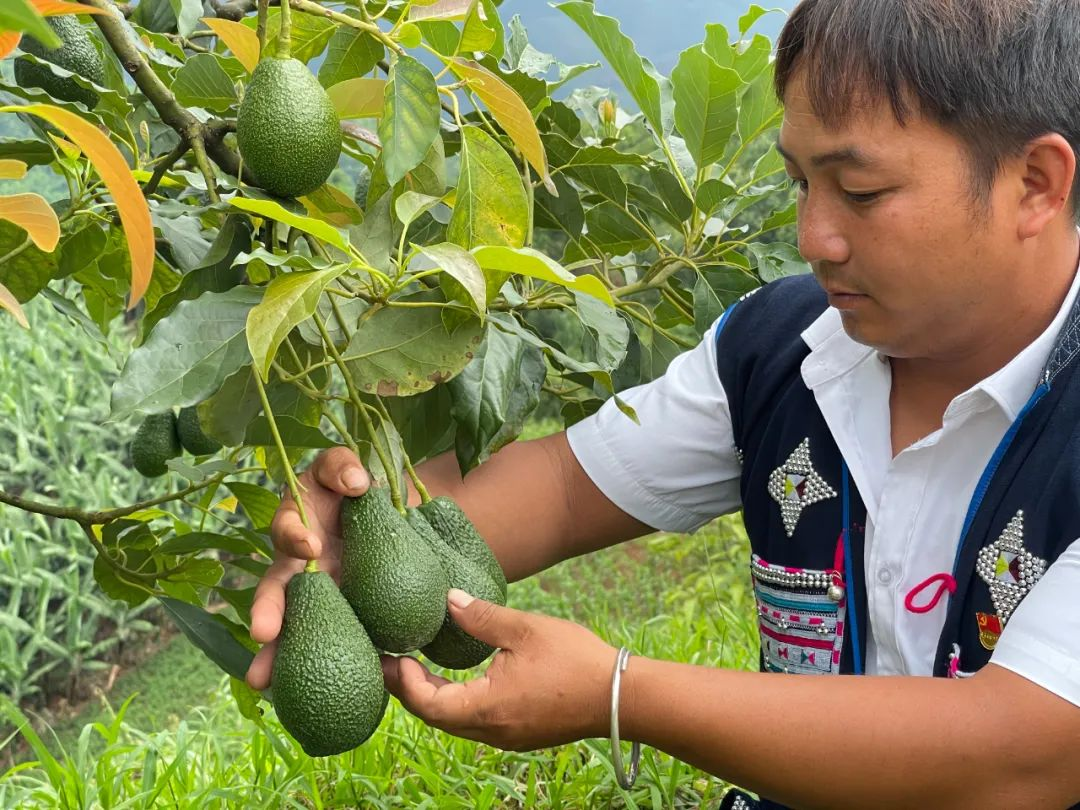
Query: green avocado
339 487 448 653
236 57 342 199
407 508 503 670
271 571 387 757
129 412 181 478
176 405 222 456
417 496 507 599
14 16 105 109
353 163 371 208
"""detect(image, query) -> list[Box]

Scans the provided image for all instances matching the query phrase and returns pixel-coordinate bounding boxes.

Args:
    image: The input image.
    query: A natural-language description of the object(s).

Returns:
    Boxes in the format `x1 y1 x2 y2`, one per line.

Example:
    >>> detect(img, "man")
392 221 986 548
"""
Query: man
246 0 1080 806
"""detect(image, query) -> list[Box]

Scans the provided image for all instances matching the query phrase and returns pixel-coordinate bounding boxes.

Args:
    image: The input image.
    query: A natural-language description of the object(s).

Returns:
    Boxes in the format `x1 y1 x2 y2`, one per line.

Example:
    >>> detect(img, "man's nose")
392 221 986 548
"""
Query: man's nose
796 194 850 266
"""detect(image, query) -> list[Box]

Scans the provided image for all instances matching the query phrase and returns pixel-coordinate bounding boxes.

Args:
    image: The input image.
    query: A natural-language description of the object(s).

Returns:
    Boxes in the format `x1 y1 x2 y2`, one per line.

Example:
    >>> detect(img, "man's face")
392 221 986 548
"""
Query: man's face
778 70 1019 359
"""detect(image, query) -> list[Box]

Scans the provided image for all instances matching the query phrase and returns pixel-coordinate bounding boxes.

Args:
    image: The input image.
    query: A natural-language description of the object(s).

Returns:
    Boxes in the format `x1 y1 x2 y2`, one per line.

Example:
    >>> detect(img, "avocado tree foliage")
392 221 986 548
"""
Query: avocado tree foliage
0 0 800 699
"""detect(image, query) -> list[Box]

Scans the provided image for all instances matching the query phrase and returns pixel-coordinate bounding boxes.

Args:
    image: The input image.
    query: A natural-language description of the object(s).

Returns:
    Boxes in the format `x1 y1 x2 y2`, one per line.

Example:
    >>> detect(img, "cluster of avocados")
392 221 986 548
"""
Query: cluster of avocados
271 487 508 756
14 16 105 109
129 407 222 477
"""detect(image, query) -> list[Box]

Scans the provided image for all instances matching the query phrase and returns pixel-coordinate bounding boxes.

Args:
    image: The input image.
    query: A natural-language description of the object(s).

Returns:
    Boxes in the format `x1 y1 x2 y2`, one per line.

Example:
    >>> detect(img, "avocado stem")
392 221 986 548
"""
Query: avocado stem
311 312 405 512
252 370 311 529
277 0 292 59
304 559 319 573
374 396 430 504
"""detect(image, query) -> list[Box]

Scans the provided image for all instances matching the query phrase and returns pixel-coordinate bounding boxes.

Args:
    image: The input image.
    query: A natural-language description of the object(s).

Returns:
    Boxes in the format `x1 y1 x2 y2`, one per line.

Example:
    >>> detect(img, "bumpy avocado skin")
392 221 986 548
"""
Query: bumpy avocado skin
15 16 104 109
271 571 387 757
176 406 222 456
129 412 181 478
236 57 342 198
418 496 507 599
339 487 448 653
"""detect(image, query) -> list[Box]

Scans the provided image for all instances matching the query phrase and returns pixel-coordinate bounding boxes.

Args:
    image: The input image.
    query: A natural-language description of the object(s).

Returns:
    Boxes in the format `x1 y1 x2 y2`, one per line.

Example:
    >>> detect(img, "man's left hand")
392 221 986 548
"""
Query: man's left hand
381 589 617 751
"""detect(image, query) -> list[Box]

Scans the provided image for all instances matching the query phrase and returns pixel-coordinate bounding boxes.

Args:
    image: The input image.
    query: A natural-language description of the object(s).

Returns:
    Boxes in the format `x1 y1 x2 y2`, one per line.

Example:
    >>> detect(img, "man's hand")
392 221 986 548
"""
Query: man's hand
245 447 371 691
382 589 617 752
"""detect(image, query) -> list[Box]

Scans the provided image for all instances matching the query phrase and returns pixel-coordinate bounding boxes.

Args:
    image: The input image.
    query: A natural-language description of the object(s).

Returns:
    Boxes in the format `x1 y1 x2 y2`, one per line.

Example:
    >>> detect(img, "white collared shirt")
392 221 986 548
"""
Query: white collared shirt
567 266 1080 704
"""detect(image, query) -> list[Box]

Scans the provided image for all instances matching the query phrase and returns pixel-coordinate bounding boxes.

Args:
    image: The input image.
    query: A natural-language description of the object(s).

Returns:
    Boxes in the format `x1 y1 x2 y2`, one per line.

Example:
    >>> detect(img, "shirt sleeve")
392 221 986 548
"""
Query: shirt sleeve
565 316 743 534
990 537 1080 706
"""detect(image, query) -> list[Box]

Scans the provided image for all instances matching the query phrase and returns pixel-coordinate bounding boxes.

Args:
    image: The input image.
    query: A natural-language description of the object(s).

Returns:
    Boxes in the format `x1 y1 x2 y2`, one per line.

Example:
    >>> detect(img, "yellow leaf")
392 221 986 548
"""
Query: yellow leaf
450 58 554 194
48 133 81 160
130 168 183 189
0 32 21 59
214 495 239 513
1 104 154 308
327 78 386 120
0 193 60 251
0 160 27 180
32 0 107 16
200 17 260 73
0 281 29 329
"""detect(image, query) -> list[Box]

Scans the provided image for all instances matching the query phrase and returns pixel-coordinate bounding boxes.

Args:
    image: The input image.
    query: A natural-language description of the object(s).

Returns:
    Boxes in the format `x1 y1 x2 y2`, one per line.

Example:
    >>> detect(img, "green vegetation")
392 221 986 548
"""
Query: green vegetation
340 487 449 654
176 405 223 456
128 412 181 478
13 16 104 109
271 570 387 757
236 57 342 199
409 508 502 670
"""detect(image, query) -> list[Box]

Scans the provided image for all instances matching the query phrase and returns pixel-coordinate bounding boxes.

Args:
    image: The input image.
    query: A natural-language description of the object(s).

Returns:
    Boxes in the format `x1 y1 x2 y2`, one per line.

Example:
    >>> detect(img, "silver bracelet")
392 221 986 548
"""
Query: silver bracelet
610 646 641 790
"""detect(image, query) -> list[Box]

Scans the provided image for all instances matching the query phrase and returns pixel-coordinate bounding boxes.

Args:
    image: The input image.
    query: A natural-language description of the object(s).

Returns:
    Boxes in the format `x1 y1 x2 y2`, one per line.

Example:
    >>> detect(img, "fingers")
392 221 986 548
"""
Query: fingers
270 502 321 559
246 637 276 691
309 446 371 496
382 656 469 727
447 589 530 648
250 557 303 643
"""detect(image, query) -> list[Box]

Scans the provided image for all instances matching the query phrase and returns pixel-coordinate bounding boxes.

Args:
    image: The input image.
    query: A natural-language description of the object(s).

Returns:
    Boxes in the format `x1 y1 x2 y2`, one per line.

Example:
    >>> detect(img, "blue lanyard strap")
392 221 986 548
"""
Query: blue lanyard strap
841 461 863 675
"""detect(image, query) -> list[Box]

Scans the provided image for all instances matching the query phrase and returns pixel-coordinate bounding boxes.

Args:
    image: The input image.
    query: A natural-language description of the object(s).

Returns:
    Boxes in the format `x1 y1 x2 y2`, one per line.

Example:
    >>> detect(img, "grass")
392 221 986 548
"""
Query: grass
0 517 759 809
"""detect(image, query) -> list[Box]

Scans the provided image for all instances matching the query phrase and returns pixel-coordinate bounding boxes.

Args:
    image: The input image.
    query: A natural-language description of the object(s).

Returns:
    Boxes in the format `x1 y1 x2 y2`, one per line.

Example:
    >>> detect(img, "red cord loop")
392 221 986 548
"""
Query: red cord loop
904 572 958 614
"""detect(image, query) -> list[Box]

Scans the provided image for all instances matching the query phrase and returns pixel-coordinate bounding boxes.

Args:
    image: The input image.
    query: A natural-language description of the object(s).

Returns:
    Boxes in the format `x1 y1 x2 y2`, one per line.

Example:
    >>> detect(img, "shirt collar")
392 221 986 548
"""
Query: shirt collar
798 249 1080 420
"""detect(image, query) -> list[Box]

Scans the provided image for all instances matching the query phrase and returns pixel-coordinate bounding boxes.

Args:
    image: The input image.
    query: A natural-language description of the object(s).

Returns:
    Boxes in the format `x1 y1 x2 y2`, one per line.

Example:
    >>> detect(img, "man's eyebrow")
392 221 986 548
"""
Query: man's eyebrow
775 139 877 169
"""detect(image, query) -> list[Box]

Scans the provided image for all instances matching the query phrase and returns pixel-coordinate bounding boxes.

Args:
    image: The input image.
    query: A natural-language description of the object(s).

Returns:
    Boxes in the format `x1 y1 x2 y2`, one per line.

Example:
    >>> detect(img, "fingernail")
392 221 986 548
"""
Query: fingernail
342 467 366 491
300 536 318 558
448 588 474 609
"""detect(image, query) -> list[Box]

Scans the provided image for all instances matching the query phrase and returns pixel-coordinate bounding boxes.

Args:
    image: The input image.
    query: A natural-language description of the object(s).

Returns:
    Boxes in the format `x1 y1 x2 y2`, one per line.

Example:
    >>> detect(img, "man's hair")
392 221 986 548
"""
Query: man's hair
774 0 1080 217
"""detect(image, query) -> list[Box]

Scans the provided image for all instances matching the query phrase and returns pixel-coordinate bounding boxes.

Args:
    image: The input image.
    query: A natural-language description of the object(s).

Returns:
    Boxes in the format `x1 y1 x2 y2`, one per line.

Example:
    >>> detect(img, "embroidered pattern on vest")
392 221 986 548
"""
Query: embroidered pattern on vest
975 510 1047 628
751 554 846 675
767 438 838 537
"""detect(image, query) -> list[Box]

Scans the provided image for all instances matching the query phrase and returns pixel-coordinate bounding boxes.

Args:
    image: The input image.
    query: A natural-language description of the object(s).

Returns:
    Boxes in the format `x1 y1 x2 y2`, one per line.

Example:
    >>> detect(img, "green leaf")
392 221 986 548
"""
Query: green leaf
246 267 347 380
449 58 553 191
580 201 653 257
449 327 544 471
172 53 238 113
739 5 780 36
244 415 336 449
415 242 486 313
571 291 629 371
734 34 772 85
0 219 57 303
159 531 270 557
111 287 263 418
395 191 442 230
0 0 60 47
738 71 782 145
671 46 740 168
557 2 664 135
693 266 760 333
379 54 440 187
225 481 280 530
159 597 254 681
59 225 108 280
170 0 202 38
457 0 496 53
747 242 812 283
473 245 614 306
447 126 528 250
416 20 461 56
318 27 384 88
343 302 485 396
327 77 386 119
259 9 335 64
229 197 348 251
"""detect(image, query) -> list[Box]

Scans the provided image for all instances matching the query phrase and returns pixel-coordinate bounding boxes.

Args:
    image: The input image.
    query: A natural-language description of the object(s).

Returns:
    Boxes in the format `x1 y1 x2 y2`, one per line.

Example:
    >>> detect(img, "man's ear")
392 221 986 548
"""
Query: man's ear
1016 133 1076 239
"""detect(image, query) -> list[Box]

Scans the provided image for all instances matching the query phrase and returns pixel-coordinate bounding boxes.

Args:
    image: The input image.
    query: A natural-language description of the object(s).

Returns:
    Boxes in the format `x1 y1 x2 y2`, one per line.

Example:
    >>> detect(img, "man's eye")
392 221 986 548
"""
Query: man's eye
787 178 809 194
845 190 883 205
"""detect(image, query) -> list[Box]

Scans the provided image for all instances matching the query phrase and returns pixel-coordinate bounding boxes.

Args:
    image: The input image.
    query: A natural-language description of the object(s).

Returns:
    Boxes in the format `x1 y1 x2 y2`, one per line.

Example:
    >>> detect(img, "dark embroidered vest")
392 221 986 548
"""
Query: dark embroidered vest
713 275 1080 810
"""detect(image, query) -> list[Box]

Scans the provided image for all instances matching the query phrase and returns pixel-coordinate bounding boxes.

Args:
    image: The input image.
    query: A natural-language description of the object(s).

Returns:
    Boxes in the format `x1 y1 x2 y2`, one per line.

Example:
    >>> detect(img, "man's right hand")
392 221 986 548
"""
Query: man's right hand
244 447 371 691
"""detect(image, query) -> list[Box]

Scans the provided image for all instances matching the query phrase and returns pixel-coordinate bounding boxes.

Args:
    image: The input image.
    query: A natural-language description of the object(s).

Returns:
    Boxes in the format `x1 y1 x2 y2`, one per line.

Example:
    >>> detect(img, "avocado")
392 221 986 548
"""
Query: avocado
129 412 181 478
237 57 342 199
339 487 449 653
353 163 371 208
417 496 507 599
14 16 105 109
271 570 386 756
407 509 503 670
176 405 222 456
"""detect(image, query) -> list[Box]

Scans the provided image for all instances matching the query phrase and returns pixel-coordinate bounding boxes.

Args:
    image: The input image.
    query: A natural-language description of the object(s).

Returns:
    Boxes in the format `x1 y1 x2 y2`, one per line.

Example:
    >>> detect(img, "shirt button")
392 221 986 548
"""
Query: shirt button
877 567 894 585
